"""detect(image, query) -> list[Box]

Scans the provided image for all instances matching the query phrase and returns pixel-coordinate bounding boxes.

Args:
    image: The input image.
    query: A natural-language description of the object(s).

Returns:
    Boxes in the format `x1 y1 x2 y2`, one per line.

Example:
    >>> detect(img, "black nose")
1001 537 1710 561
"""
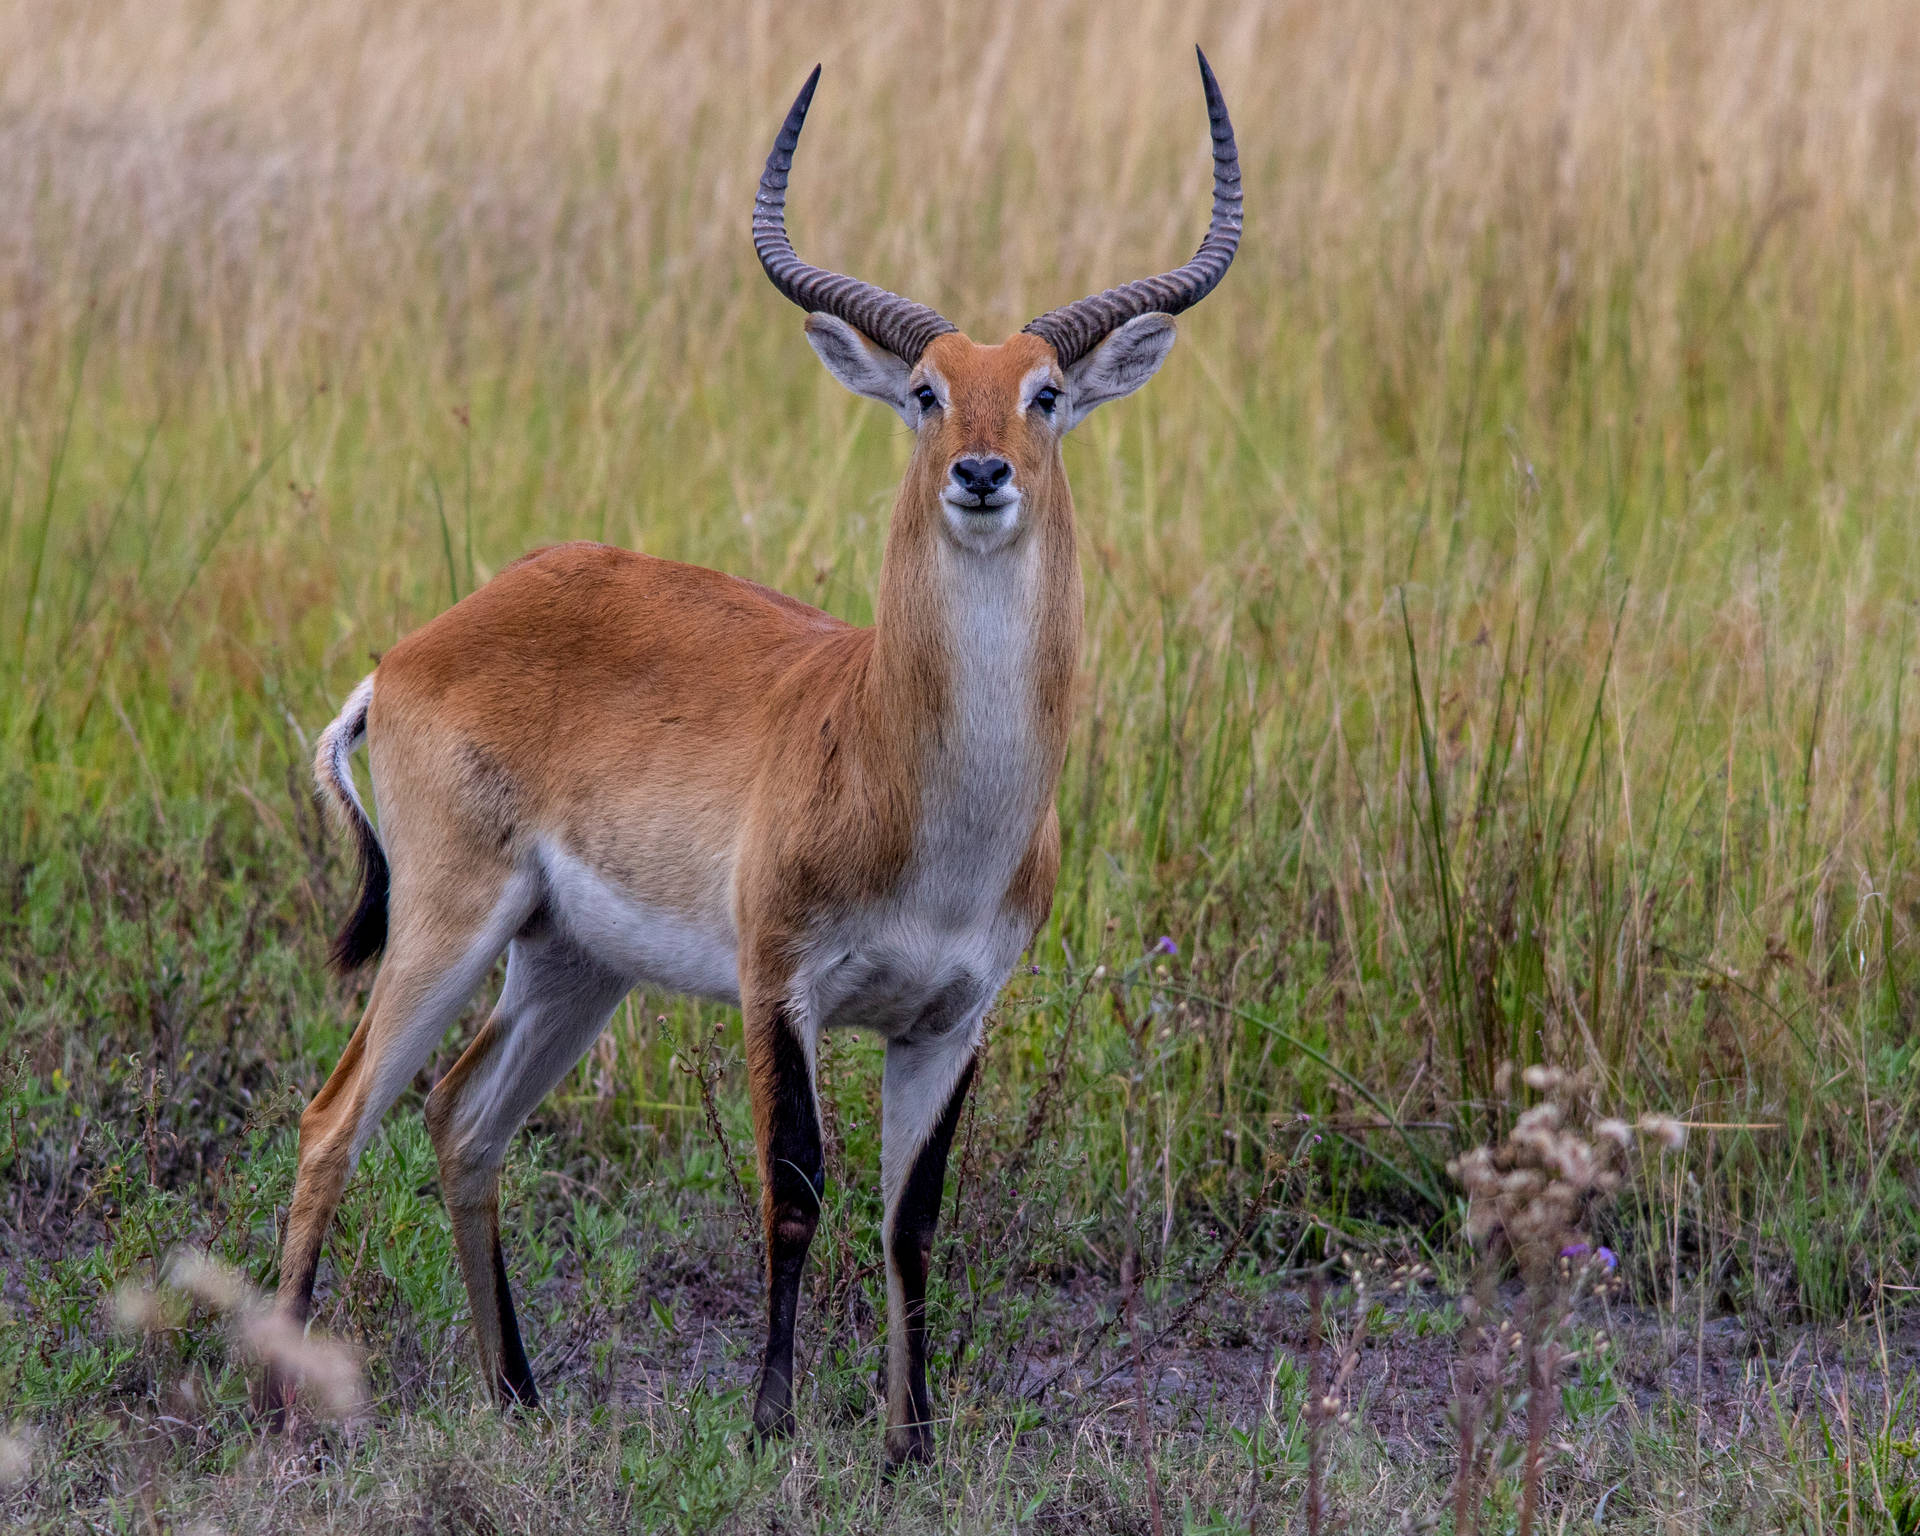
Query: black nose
951 456 1013 500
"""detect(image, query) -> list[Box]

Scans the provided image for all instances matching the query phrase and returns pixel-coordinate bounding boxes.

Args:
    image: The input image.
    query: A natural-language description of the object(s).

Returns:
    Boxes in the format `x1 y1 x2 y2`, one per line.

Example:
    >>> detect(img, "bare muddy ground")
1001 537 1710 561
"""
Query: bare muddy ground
512 1206 1920 1475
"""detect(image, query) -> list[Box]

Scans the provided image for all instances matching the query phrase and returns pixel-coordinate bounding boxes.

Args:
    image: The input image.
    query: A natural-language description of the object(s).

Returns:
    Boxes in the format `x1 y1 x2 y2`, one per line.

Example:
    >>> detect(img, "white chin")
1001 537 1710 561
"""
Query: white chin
941 493 1022 549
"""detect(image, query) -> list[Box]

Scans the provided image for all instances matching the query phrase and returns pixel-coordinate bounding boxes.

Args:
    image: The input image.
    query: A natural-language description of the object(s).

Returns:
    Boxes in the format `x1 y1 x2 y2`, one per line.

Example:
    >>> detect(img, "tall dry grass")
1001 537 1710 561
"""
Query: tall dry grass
5 0 1915 724
5 0 1920 1328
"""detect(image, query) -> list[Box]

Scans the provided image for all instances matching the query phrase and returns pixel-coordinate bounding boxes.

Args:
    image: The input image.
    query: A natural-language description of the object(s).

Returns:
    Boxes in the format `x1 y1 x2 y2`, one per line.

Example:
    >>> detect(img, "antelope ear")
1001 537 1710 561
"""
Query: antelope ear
805 313 913 421
1061 313 1177 429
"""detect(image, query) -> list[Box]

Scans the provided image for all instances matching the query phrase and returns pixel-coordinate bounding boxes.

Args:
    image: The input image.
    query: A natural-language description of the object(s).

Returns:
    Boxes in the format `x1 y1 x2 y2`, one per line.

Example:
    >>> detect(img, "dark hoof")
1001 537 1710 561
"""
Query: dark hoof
752 1403 795 1447
752 1369 794 1445
257 1369 294 1432
496 1370 540 1412
883 1424 933 1474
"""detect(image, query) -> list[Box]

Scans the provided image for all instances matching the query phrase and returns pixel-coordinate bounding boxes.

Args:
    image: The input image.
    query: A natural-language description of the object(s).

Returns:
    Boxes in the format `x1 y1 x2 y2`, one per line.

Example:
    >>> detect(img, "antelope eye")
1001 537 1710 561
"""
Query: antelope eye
1032 386 1060 415
913 385 939 412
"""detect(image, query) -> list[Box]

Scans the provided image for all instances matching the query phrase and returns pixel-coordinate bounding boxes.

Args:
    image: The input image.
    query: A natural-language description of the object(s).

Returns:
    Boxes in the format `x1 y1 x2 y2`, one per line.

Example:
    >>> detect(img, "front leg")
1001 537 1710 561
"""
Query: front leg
879 1026 980 1469
746 992 824 1442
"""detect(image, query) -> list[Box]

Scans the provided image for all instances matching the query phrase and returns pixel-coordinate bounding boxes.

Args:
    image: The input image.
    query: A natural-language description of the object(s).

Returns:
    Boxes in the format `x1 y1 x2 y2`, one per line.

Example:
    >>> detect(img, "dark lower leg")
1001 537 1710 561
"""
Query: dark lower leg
274 1024 372 1324
442 1185 540 1409
264 1097 362 1420
491 1231 538 1406
885 1055 975 1468
263 1215 331 1423
276 1222 327 1328
428 1026 538 1410
751 1012 823 1441
425 944 634 1414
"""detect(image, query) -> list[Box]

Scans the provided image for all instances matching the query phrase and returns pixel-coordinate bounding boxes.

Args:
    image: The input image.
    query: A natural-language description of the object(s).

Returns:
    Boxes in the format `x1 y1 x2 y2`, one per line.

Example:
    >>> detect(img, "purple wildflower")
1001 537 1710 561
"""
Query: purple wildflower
1152 935 1178 956
1560 1242 1619 1273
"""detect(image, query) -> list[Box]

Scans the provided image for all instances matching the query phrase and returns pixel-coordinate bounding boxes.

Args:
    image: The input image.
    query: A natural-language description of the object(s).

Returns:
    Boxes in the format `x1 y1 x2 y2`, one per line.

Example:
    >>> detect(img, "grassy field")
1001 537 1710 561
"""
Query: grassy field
5 0 1920 1528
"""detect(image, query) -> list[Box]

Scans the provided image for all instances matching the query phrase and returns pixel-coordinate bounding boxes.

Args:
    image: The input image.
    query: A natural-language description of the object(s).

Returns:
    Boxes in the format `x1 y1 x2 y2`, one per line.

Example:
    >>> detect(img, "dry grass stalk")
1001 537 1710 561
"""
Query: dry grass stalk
660 1012 756 1243
1305 1268 1327 1536
1122 1237 1166 1536
1303 1251 1427 1532
113 1249 365 1421
1119 976 1166 1536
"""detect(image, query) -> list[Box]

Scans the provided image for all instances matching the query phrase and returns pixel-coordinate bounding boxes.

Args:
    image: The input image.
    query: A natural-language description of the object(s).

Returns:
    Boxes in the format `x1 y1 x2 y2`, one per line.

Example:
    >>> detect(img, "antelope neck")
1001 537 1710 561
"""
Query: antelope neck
863 469 1078 842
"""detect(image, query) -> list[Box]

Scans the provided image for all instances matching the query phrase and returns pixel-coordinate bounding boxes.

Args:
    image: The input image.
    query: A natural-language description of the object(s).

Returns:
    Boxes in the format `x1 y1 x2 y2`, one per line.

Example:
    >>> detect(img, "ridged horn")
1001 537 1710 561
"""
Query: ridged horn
1022 47 1242 369
754 66 958 363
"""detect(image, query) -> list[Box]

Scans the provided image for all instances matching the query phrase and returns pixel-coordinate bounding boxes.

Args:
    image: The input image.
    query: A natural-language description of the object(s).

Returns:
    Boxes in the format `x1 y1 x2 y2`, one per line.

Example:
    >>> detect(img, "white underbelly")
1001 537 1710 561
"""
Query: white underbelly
538 841 741 1005
799 899 1028 1041
535 836 1035 1032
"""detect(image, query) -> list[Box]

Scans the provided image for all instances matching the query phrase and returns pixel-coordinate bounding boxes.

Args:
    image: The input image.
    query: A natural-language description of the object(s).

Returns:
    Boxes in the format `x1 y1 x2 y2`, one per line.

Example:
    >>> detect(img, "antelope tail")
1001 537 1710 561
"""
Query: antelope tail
313 675 388 973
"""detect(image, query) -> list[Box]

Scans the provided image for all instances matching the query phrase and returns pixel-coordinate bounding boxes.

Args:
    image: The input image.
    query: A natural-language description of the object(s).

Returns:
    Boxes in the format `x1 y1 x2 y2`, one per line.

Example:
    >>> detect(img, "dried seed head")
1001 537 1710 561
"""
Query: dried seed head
1514 1102 1563 1135
0 1430 31 1488
239 1310 365 1420
1450 1080 1642 1276
112 1283 164 1334
120 1250 371 1423
1638 1115 1688 1151
167 1251 251 1313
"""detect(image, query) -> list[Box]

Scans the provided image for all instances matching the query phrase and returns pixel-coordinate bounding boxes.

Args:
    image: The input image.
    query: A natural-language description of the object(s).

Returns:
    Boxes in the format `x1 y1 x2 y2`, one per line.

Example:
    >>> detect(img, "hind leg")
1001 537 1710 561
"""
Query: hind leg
267 872 535 1416
424 923 632 1407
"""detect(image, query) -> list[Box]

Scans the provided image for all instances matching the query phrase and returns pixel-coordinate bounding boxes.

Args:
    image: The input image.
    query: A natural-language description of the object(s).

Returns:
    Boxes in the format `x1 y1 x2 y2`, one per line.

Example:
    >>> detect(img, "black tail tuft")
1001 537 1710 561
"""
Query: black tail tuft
328 812 390 973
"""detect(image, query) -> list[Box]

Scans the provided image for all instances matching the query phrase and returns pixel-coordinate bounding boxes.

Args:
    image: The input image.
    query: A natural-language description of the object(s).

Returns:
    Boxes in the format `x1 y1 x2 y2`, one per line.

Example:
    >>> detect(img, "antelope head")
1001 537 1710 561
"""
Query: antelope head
754 49 1242 556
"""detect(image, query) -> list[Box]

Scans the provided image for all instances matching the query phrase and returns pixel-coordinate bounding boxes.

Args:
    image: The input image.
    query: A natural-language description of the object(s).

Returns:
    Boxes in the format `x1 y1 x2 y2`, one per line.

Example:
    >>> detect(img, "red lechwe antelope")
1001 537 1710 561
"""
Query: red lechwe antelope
273 50 1240 1465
